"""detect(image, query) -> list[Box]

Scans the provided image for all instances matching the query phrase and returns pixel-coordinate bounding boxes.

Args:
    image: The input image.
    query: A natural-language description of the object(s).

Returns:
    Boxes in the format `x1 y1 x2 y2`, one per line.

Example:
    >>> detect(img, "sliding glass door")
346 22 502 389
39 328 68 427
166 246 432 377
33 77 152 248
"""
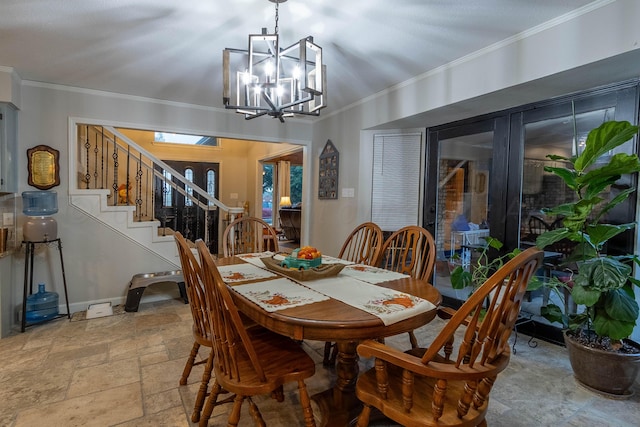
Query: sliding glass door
425 117 509 300
424 81 639 339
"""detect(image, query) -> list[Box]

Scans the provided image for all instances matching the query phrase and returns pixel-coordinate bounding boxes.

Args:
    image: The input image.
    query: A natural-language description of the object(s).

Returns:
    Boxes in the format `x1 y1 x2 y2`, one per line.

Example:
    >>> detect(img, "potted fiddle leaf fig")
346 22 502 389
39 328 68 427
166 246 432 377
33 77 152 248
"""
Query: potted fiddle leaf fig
536 120 640 397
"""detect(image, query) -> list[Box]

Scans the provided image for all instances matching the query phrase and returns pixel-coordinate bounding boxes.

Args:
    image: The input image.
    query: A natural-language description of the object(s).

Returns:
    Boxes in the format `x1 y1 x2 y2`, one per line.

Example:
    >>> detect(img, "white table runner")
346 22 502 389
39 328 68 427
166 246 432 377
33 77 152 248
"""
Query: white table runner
320 255 355 265
299 275 436 326
340 264 408 284
227 258 435 325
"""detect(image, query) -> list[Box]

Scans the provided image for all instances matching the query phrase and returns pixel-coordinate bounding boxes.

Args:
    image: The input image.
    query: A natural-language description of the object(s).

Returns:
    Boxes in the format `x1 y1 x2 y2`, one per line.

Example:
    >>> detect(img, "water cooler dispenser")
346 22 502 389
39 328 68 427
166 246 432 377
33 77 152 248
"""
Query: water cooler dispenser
22 190 58 242
20 190 70 331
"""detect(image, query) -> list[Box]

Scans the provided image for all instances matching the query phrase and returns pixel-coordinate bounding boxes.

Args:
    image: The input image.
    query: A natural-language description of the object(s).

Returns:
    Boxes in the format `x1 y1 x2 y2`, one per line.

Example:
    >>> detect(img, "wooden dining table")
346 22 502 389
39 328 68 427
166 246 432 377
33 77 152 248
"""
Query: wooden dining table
216 255 442 426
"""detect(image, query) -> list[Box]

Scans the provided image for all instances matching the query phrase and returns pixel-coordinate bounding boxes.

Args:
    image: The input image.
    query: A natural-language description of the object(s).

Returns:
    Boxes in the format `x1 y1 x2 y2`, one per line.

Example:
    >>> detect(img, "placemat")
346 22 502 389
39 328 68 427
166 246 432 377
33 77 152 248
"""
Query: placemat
231 277 329 312
217 263 279 283
237 251 278 268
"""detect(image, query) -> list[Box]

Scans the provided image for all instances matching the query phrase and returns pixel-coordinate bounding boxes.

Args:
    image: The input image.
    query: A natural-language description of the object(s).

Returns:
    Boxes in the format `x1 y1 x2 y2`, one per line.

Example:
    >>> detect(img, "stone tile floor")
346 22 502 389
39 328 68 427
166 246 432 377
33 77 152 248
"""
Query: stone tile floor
0 297 638 426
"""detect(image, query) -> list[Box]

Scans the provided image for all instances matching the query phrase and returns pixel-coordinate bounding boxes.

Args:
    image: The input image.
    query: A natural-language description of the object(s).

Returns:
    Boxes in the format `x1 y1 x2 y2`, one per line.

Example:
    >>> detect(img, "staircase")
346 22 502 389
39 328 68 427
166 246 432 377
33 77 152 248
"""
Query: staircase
68 124 243 265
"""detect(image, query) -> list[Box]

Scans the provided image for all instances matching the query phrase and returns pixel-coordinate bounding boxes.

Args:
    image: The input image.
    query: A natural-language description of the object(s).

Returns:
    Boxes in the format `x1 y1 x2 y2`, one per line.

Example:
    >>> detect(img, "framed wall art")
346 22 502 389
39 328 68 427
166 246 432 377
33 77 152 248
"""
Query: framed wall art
27 144 60 190
318 139 338 199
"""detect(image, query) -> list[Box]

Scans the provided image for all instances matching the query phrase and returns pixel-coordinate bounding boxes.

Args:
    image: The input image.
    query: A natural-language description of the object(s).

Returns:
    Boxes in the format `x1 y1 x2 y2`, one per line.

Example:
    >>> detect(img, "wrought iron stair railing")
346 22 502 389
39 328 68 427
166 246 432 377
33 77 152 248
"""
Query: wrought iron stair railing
74 124 243 254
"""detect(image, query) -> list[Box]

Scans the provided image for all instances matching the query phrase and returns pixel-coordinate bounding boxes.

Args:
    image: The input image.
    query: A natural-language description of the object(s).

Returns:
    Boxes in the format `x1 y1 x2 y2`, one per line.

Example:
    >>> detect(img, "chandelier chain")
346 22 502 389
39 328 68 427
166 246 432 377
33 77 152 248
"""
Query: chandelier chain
274 1 279 35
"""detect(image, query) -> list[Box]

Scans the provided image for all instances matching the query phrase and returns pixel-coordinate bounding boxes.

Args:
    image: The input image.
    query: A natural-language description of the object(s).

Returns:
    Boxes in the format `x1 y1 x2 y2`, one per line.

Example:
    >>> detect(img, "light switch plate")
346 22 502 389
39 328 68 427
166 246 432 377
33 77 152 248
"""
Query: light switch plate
341 188 355 198
3 213 14 226
230 193 238 200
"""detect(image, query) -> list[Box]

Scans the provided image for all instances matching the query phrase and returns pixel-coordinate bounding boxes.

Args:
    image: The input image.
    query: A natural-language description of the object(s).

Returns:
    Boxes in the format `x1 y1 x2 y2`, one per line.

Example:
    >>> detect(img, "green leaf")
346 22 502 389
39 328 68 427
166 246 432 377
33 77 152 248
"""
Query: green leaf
568 312 588 331
542 205 583 223
544 166 578 190
540 304 565 325
546 153 572 162
585 223 636 248
484 236 504 250
584 257 632 291
579 153 640 198
450 266 471 290
604 288 639 323
595 188 635 221
574 121 639 171
592 313 635 340
535 228 570 249
570 282 601 306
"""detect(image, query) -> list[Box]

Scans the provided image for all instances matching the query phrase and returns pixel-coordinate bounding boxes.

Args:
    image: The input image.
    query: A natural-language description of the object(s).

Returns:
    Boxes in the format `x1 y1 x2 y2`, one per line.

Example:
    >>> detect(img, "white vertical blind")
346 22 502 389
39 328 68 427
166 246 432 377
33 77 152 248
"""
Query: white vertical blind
371 134 423 231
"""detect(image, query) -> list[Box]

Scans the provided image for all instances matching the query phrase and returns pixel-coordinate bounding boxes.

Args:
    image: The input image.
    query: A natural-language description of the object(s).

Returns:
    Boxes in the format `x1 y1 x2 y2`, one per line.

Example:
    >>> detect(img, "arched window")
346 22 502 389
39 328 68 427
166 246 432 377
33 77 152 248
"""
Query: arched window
162 170 173 207
185 168 194 206
207 169 216 206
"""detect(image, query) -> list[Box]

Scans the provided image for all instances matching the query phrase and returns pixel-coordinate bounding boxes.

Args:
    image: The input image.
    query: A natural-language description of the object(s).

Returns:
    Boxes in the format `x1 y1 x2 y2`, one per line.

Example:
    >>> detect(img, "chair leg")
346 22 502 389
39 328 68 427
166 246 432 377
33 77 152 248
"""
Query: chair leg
191 349 213 422
227 395 246 427
408 330 418 349
356 404 371 427
180 341 200 385
247 397 266 427
297 379 316 427
199 379 222 427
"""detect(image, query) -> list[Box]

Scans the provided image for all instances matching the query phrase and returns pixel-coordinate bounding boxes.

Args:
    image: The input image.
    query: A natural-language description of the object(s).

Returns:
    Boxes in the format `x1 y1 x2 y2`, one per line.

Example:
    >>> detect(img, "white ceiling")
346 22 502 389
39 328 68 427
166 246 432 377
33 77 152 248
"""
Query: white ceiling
0 0 599 116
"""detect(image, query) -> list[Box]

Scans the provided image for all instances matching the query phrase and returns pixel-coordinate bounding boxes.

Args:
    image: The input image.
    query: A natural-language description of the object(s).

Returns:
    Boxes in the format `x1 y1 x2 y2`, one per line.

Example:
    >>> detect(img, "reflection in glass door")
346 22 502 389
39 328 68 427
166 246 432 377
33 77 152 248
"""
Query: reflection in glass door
428 124 496 301
519 107 616 249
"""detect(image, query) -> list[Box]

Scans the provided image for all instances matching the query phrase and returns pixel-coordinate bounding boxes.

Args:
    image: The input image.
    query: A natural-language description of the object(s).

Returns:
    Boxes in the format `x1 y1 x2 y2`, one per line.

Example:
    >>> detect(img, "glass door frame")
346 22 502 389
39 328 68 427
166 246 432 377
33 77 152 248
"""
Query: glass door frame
424 115 509 245
423 80 639 341
504 84 639 253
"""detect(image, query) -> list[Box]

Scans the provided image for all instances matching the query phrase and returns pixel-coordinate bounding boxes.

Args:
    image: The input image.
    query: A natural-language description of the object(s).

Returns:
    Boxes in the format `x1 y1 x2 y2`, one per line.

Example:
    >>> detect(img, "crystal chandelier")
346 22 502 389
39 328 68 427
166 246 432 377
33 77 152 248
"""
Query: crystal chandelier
222 0 326 122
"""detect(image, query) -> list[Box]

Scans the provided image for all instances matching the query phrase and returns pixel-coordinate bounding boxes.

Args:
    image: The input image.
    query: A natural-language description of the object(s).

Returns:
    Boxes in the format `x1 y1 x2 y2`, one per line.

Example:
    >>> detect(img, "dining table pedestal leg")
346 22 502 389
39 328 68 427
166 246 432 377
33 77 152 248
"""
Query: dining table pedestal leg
312 340 362 427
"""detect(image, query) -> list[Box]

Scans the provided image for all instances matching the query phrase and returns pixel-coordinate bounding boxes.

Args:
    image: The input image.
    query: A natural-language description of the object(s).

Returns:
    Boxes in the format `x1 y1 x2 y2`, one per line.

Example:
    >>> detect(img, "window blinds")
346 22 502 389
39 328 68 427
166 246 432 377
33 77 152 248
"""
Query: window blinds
371 134 422 231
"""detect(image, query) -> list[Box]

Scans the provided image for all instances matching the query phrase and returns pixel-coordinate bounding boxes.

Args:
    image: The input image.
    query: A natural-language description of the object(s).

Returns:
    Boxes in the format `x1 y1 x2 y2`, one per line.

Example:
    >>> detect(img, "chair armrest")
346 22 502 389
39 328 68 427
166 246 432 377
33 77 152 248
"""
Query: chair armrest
357 339 506 380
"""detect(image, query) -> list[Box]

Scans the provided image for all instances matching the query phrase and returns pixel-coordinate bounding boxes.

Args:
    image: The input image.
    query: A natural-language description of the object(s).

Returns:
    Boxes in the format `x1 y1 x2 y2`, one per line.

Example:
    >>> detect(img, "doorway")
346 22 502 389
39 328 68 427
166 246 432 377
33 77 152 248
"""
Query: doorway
156 160 220 251
261 149 303 242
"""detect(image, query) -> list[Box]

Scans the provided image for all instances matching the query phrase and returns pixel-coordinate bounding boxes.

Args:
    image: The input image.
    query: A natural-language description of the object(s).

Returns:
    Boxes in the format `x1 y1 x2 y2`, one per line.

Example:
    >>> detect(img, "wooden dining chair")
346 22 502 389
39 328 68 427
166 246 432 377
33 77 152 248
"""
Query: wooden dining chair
174 232 219 422
324 222 384 366
222 216 280 257
355 247 543 427
338 221 384 265
376 225 436 348
376 225 436 282
195 239 317 427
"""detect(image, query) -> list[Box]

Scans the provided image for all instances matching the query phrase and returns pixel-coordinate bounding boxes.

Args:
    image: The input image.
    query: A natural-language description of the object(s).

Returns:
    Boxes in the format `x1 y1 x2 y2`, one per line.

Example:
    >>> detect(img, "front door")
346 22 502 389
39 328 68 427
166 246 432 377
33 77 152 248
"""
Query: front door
156 160 220 252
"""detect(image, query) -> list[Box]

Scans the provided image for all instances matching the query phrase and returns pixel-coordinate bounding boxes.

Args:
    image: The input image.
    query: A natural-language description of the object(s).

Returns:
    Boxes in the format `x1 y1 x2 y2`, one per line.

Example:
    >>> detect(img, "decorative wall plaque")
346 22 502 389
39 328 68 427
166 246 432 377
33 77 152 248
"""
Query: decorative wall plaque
27 145 60 190
318 139 339 199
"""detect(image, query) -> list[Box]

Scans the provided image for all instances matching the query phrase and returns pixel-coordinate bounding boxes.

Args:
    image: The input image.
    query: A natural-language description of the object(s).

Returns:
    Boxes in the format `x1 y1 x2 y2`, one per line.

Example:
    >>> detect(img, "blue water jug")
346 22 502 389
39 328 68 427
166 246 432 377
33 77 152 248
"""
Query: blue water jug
25 283 59 323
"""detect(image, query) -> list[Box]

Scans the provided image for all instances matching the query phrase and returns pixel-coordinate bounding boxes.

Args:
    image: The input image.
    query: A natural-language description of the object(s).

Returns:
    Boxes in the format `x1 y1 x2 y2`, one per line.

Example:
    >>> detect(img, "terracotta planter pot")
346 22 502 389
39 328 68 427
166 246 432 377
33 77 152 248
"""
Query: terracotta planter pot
564 331 640 398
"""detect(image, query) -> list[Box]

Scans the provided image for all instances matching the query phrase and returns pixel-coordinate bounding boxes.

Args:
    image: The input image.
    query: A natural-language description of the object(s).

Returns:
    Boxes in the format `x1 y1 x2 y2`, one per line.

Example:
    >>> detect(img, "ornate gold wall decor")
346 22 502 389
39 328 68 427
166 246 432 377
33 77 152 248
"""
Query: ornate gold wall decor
27 145 60 190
